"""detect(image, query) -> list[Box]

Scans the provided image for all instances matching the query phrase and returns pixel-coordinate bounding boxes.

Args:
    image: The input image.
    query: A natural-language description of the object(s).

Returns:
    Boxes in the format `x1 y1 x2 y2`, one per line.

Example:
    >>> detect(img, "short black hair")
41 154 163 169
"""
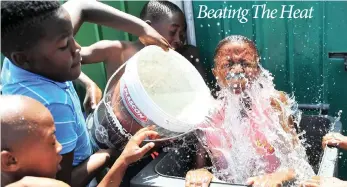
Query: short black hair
1 1 61 56
140 0 184 23
214 35 259 61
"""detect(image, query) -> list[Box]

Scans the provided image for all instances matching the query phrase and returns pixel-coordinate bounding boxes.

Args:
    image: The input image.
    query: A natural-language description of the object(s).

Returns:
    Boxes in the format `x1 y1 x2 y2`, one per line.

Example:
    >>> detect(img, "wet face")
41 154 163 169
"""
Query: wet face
151 12 186 50
14 112 62 178
24 7 82 82
213 41 260 94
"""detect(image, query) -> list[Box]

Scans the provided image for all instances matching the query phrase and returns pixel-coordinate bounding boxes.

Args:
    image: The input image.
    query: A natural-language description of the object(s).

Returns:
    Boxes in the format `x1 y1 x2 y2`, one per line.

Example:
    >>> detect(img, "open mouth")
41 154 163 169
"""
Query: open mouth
71 56 82 68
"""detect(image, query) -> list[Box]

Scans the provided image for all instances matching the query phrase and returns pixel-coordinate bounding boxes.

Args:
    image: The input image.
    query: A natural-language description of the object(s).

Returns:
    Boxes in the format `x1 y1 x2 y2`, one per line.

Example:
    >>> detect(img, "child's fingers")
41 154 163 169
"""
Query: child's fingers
324 139 339 148
90 97 97 109
133 130 159 144
153 151 159 156
148 132 160 140
138 142 155 156
135 125 156 134
300 181 319 187
159 38 170 51
185 172 192 187
246 177 256 185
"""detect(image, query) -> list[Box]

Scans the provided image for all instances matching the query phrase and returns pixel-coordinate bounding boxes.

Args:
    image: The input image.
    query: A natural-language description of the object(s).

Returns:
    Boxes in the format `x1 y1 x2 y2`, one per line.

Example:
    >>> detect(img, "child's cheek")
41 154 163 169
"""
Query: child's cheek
245 67 259 81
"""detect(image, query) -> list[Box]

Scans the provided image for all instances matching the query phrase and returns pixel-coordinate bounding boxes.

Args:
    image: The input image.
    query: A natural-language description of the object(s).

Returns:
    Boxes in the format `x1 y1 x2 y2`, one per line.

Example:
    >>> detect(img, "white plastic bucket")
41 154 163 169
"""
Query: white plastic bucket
119 45 211 133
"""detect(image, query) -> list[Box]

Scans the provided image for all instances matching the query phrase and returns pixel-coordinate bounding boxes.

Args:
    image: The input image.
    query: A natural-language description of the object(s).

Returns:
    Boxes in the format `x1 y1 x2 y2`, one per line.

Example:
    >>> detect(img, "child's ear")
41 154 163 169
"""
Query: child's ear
10 51 30 69
144 20 152 25
1 151 20 172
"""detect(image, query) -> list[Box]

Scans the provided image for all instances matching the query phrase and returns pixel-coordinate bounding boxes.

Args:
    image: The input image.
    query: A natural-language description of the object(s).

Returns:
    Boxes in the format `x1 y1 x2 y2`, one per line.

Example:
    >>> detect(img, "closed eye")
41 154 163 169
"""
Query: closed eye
59 40 69 50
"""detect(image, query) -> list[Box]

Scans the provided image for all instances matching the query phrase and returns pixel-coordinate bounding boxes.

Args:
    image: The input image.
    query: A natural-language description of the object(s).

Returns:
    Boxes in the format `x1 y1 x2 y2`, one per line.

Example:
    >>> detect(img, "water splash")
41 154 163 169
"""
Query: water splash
196 66 315 184
330 110 342 132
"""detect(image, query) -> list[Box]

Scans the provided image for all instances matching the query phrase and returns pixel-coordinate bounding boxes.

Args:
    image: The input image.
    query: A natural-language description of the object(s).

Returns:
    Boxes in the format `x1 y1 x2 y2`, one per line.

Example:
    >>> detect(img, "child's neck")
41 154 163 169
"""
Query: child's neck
1 173 18 187
134 40 145 49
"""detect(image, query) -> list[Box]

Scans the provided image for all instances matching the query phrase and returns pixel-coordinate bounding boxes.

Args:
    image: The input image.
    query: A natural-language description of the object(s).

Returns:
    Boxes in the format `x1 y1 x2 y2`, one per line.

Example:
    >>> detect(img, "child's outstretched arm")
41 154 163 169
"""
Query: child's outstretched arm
62 0 170 51
322 132 347 150
80 40 123 65
97 126 159 187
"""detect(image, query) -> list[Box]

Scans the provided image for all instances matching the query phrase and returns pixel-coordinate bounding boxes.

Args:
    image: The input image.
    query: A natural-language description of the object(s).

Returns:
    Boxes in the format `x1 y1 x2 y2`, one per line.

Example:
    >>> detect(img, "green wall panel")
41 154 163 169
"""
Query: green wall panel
125 1 149 41
323 1 347 178
193 1 347 178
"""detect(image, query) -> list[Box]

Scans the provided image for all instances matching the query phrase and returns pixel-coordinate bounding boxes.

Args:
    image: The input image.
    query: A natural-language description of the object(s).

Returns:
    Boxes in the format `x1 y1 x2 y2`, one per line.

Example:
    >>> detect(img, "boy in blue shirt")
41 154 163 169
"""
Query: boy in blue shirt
1 1 169 186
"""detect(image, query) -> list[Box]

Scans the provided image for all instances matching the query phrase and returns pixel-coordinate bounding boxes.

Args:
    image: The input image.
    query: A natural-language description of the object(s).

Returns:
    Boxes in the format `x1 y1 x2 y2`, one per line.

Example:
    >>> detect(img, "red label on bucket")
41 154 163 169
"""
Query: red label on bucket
123 85 148 123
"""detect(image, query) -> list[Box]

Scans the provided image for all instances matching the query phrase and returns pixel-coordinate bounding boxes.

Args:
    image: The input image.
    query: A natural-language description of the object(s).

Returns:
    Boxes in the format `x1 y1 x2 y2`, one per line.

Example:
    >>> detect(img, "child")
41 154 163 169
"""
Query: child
80 0 207 82
1 95 63 186
185 35 313 186
0 1 169 186
1 95 158 187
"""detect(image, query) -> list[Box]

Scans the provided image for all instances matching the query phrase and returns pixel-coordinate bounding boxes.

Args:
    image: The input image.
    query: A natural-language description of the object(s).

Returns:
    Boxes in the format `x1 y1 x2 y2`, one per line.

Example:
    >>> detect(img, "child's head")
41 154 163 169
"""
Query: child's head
212 35 260 94
1 95 62 180
1 1 82 82
140 0 186 49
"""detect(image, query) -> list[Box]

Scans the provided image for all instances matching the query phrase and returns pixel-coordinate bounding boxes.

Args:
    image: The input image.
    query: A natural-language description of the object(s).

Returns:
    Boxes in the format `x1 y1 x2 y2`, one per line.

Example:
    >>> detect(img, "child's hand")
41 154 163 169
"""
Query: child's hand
300 176 347 187
83 81 102 115
246 168 295 187
118 126 159 165
139 26 171 51
185 168 213 187
322 133 347 150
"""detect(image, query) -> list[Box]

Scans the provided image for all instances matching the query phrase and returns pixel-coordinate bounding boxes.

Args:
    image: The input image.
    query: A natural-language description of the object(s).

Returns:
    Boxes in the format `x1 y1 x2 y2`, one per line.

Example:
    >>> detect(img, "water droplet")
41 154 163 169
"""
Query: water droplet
217 22 220 26
208 24 210 27
200 24 203 28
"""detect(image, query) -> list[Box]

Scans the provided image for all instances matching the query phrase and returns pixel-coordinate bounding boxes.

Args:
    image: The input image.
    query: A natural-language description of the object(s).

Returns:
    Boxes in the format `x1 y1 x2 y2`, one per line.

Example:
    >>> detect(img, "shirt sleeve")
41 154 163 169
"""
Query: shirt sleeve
47 103 78 154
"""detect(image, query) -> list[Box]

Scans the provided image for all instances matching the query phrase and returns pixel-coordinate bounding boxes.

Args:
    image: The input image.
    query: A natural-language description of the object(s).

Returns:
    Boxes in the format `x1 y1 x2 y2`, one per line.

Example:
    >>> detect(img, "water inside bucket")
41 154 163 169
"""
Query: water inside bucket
136 47 211 126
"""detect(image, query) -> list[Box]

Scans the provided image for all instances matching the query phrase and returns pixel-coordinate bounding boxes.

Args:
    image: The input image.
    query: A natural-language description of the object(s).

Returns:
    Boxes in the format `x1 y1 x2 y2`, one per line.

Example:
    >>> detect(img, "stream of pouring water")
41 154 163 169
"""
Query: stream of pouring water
197 66 315 185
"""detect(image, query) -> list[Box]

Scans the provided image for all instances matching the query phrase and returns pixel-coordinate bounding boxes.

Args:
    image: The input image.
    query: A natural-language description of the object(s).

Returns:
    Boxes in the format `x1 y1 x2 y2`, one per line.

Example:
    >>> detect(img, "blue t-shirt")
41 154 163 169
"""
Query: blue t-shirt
1 58 92 166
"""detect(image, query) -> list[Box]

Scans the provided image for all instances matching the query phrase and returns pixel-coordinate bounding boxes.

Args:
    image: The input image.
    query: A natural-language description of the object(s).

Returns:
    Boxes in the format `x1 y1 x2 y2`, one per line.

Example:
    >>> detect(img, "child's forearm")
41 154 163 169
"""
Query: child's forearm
71 150 115 187
63 0 149 37
97 156 129 187
75 72 93 87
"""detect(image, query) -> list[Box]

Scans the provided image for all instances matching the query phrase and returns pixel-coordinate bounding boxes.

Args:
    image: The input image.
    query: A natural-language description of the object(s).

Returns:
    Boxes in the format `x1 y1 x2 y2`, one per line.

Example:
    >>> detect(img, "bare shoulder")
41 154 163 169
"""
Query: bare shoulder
274 90 289 104
121 41 143 62
6 177 70 187
270 90 290 111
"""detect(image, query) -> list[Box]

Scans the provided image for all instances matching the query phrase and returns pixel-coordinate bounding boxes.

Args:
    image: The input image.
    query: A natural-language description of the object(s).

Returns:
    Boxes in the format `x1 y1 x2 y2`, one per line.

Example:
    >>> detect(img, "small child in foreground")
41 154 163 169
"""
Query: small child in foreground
1 95 158 187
